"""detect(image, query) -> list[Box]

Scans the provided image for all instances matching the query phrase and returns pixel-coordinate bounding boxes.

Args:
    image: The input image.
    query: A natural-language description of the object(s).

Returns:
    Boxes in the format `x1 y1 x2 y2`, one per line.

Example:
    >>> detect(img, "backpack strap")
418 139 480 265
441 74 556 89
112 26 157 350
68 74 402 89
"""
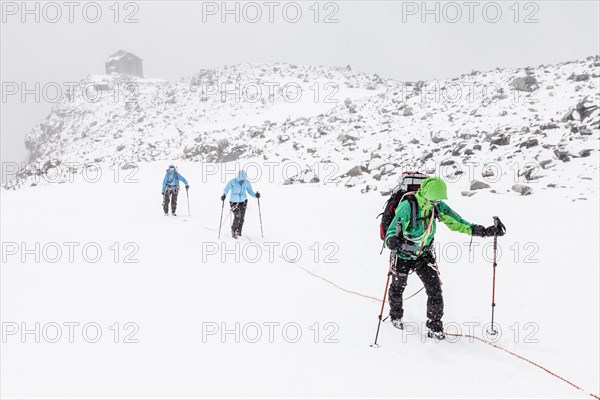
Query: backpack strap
405 195 418 228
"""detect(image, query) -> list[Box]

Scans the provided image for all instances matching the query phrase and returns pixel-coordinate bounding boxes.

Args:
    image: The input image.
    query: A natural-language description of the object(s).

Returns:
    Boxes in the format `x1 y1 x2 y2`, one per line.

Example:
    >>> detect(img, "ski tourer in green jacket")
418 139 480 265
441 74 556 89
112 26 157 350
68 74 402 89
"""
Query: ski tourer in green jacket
385 177 503 260
384 176 505 339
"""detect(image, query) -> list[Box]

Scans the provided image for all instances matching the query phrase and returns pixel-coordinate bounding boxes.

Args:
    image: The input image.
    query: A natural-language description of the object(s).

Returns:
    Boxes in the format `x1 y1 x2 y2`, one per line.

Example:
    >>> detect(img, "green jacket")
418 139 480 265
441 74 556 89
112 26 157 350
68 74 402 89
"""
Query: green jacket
385 191 473 260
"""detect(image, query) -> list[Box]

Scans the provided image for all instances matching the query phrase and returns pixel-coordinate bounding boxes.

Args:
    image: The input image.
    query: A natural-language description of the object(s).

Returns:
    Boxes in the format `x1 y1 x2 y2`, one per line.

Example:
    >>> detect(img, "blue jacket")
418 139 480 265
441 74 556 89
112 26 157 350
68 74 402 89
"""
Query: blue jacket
223 170 256 203
162 169 189 193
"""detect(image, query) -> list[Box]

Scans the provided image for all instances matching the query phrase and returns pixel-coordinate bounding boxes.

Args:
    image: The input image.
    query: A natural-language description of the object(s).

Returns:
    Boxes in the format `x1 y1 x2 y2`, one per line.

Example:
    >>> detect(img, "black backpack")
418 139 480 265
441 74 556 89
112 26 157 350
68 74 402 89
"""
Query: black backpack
378 172 429 241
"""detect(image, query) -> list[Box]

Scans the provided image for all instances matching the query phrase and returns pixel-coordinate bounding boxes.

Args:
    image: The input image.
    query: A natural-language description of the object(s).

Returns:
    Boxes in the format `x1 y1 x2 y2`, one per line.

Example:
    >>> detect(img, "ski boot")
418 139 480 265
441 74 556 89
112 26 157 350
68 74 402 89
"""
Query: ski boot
426 319 445 340
391 318 403 330
232 230 239 239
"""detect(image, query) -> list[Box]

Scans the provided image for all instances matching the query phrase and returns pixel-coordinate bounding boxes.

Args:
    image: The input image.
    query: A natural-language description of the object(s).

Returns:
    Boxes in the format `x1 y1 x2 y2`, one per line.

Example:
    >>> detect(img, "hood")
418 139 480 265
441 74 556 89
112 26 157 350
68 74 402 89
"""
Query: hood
237 170 248 182
417 177 448 203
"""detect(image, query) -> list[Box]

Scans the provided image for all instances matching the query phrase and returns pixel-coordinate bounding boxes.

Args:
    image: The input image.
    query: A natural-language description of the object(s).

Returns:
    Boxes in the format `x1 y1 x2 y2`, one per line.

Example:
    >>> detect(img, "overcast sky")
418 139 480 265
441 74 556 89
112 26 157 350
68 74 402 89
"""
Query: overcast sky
2 0 599 167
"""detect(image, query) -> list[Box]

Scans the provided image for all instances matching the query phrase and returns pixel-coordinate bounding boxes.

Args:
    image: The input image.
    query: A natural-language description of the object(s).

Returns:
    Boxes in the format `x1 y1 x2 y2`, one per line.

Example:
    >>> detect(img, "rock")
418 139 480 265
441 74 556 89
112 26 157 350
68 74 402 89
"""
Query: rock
431 135 446 144
522 166 538 181
579 149 592 157
491 135 510 146
512 184 532 195
482 169 494 178
183 145 196 155
420 151 434 162
338 132 360 142
539 159 555 169
116 145 125 151
470 180 491 190
361 184 378 194
302 171 320 184
403 107 414 116
42 159 61 172
381 164 396 175
440 159 455 166
409 138 420 145
473 144 482 151
540 123 558 130
452 143 467 156
580 128 593 135
277 134 290 143
554 149 571 162
511 76 538 92
217 138 229 150
568 73 590 82
121 162 137 170
519 138 539 149
461 191 476 197
367 158 387 172
563 99 599 122
346 166 363 177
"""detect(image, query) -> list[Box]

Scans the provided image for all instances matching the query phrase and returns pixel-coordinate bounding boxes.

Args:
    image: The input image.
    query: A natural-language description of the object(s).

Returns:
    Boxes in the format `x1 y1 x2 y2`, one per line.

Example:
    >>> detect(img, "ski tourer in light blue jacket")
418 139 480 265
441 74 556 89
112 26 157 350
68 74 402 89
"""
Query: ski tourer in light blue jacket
162 165 189 193
223 170 256 203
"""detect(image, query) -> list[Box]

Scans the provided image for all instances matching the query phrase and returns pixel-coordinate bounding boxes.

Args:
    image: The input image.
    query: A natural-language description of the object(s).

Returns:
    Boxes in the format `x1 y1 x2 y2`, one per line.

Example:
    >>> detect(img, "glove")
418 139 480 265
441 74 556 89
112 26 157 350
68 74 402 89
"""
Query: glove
256 192 261 199
221 194 226 201
472 225 504 237
471 225 491 237
386 236 402 251
185 185 190 190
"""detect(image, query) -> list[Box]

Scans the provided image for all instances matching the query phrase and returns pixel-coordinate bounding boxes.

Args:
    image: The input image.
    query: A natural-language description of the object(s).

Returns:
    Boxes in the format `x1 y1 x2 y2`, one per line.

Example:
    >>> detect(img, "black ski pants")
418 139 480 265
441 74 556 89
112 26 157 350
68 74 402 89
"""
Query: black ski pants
230 200 248 235
163 186 179 214
388 251 444 330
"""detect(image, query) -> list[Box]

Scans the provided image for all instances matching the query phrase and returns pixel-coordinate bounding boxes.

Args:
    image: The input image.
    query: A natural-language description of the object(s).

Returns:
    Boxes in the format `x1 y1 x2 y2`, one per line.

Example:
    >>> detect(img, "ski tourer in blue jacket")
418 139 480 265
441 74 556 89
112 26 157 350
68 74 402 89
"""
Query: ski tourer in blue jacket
162 165 189 193
221 170 261 238
161 164 189 216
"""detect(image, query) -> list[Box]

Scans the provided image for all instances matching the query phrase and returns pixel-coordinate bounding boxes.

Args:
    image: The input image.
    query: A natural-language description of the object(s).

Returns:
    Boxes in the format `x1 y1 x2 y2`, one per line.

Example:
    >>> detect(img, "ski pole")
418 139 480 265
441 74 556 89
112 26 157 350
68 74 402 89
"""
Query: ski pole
257 197 264 238
488 216 506 335
371 268 393 348
218 200 225 239
186 188 190 217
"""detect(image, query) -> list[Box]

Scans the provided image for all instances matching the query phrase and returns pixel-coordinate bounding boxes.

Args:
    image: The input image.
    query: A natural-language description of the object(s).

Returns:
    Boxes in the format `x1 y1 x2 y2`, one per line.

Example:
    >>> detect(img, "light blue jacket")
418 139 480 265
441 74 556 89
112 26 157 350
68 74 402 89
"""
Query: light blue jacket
223 170 256 203
162 169 189 193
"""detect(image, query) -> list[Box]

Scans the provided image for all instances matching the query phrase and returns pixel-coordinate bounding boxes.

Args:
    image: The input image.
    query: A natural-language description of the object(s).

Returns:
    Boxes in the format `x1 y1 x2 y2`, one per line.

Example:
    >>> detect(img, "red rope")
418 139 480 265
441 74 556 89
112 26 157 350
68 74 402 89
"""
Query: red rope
263 242 599 400
291 261 599 400
293 262 425 303
445 333 600 400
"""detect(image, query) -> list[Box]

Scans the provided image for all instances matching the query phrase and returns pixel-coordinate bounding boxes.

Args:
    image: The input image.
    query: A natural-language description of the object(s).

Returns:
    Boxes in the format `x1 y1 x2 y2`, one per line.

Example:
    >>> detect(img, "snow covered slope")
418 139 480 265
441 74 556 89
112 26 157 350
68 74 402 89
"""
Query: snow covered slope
6 57 600 200
1 161 598 399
